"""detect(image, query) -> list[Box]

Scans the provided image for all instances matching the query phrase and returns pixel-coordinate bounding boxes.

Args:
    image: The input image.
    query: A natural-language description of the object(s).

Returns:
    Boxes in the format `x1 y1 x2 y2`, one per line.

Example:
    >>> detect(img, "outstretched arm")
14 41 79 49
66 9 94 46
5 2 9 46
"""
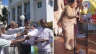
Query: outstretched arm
11 36 30 45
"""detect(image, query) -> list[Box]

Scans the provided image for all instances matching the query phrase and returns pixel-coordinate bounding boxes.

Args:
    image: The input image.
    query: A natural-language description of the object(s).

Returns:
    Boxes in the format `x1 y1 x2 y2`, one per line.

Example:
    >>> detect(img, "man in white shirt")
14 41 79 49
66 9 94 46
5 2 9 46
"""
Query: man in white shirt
6 21 24 35
35 19 53 54
20 19 32 54
0 27 29 54
27 25 38 45
0 35 30 54
6 21 25 54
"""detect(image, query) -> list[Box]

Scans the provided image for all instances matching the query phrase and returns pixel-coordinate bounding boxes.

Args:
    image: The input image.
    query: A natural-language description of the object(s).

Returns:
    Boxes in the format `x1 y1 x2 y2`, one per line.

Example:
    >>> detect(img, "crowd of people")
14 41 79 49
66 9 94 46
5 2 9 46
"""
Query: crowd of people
0 19 53 54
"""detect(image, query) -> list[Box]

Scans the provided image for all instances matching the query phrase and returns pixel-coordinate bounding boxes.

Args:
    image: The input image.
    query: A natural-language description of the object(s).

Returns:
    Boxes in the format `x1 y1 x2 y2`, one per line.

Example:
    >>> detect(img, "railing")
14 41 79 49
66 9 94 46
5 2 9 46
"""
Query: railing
76 21 96 54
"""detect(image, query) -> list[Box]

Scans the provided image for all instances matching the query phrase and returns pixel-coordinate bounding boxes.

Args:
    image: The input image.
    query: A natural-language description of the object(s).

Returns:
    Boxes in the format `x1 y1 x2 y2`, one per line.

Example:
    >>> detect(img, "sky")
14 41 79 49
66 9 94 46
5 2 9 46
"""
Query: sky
2 0 8 6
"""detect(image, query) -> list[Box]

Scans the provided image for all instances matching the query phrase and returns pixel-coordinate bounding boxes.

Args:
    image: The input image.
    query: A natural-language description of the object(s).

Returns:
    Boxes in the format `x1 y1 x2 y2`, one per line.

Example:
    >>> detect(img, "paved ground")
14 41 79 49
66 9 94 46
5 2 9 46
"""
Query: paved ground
54 33 96 54
54 36 74 54
88 34 96 54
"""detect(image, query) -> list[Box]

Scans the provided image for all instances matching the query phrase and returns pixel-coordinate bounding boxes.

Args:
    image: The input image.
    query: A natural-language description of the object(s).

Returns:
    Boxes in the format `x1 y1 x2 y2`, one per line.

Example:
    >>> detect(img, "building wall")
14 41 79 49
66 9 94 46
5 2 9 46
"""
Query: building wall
34 0 47 22
46 0 54 22
8 0 54 25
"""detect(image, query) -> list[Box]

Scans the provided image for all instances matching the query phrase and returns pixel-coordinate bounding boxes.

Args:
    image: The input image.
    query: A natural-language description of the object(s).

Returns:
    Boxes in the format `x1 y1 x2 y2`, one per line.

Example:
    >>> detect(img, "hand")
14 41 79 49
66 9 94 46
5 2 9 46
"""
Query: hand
23 29 28 35
16 37 21 40
57 22 62 27
41 39 49 43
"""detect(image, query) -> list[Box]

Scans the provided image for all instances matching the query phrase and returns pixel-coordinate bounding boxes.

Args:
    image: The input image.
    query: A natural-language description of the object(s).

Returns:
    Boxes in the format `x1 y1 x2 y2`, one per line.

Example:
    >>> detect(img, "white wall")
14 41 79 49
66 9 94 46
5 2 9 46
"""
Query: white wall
46 0 54 22
8 0 54 24
34 0 47 22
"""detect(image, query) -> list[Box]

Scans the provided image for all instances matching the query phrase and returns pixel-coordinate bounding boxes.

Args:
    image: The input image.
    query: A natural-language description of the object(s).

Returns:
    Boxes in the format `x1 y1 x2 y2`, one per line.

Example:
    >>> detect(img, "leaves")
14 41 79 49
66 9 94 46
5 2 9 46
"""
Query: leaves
0 7 8 22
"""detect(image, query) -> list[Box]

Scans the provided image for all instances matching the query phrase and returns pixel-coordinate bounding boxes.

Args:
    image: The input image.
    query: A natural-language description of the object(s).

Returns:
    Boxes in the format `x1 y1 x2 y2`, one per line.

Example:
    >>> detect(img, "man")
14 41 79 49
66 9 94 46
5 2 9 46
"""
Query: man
28 25 38 45
5 21 25 54
0 27 30 53
0 26 29 54
35 19 53 54
20 19 32 54
1 26 7 34
6 21 23 35
1 28 28 40
0 36 30 53
26 25 38 54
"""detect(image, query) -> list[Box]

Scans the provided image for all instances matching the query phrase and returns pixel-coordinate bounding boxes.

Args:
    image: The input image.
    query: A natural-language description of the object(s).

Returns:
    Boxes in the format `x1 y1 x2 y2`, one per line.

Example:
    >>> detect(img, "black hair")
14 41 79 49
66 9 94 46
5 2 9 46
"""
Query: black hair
40 19 46 24
6 25 10 30
68 0 75 4
24 19 30 23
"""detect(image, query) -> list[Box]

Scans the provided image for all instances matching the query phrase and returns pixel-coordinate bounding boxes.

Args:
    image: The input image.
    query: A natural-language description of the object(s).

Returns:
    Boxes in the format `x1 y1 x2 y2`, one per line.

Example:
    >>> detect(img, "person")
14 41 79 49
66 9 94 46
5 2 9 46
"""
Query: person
1 26 7 34
54 0 64 36
5 21 25 54
6 21 22 35
0 26 29 54
0 28 28 40
20 19 32 54
58 0 79 50
35 19 53 54
0 36 30 53
27 25 38 45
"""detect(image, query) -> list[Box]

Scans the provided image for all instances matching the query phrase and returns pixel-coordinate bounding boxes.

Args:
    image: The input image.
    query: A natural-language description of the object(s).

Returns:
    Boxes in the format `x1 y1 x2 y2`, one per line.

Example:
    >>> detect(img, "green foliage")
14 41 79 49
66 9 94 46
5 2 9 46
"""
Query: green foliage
1 7 8 22
0 14 2 21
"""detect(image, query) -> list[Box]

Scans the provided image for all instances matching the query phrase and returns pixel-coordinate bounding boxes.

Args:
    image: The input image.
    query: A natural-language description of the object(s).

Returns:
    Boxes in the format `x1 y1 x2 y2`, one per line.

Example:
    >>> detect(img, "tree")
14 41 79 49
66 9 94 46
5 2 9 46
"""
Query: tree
0 14 2 21
1 7 8 22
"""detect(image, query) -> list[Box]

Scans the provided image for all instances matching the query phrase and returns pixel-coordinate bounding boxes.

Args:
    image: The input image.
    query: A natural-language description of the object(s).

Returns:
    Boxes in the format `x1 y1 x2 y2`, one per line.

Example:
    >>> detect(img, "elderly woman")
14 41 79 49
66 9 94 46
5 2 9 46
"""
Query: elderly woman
58 0 79 50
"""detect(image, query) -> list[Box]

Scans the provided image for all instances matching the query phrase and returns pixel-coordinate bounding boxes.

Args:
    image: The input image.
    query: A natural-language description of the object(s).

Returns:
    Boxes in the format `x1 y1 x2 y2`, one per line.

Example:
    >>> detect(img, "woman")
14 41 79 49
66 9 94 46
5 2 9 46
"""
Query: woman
58 0 79 50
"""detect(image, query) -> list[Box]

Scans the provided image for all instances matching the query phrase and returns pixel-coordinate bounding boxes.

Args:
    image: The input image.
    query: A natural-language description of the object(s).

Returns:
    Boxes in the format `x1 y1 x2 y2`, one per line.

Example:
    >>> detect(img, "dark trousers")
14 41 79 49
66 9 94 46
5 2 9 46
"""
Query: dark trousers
20 44 31 54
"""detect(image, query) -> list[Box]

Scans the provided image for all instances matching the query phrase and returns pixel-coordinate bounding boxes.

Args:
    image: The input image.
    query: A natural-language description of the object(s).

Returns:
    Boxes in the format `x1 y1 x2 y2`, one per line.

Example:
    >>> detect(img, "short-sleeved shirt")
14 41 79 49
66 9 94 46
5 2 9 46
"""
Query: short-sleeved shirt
27 29 38 45
37 27 53 52
0 39 11 47
0 39 11 53
0 34 17 40
6 28 22 35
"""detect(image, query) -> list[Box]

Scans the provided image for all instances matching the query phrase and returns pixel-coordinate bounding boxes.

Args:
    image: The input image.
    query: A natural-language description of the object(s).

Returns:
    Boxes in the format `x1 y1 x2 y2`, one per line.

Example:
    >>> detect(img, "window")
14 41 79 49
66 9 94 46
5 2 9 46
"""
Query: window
50 0 53 7
24 2 30 20
37 1 42 8
12 8 15 21
9 0 12 4
17 5 22 26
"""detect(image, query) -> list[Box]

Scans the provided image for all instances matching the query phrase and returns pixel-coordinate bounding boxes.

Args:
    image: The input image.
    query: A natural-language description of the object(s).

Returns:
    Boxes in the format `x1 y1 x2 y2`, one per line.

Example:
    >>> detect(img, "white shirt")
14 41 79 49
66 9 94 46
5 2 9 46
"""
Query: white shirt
37 27 53 52
0 34 17 54
21 28 38 45
0 39 11 47
0 39 11 54
27 29 38 45
0 34 17 40
6 28 24 35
